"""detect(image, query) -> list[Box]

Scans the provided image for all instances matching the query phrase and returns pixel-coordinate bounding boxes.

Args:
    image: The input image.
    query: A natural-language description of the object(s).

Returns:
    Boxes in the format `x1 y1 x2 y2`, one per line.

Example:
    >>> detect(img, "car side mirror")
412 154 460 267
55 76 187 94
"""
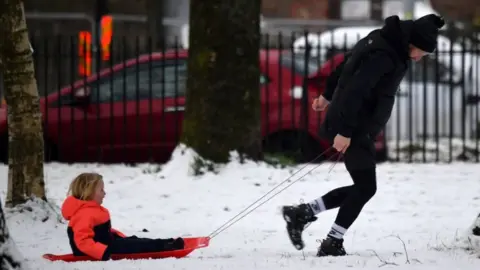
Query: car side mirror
73 87 91 106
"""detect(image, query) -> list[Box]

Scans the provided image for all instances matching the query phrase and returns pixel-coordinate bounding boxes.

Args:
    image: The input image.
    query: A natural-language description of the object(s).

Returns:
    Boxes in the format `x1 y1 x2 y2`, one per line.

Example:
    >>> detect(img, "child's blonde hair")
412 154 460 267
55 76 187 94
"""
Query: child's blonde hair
68 173 103 201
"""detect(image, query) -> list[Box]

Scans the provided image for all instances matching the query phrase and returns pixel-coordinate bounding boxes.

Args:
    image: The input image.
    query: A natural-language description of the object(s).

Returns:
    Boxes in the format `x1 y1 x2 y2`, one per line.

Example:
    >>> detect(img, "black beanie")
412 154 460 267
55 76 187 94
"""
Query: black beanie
410 14 445 53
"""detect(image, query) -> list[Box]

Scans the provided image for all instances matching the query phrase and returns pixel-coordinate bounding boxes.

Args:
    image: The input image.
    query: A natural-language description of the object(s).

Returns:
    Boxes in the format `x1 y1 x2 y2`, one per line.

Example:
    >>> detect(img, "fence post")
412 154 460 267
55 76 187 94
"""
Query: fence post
300 30 312 157
264 33 270 145
277 32 283 140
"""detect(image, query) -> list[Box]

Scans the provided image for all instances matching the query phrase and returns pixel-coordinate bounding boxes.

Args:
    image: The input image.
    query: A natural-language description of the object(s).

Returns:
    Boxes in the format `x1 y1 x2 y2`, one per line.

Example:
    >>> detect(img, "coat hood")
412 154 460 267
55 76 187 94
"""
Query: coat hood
61 195 101 221
380 15 413 61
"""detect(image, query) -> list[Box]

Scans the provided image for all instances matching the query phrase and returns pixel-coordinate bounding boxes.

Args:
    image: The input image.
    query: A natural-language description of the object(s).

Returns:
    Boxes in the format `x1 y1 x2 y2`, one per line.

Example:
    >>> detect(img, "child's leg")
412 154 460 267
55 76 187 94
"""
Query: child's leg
108 236 185 255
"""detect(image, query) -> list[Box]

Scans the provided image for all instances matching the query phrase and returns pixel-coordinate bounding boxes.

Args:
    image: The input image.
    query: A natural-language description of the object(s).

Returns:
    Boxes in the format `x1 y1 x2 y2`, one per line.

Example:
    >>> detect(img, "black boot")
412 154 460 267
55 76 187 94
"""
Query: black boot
282 204 317 250
316 236 347 257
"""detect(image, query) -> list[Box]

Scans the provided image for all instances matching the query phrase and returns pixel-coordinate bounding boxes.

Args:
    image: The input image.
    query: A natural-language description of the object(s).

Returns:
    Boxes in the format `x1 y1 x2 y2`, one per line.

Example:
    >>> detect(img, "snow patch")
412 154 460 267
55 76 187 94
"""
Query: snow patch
0 236 24 270
4 198 63 225
466 214 480 256
387 138 480 162
1 161 480 269
163 144 269 177
161 144 221 177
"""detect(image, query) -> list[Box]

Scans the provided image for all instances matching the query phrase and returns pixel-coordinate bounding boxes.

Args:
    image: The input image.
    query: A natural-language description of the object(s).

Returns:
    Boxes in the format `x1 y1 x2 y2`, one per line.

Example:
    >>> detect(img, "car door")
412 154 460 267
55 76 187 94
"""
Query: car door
387 58 464 140
48 58 188 163
46 67 144 163
85 60 188 163
153 58 187 160
44 91 98 162
87 65 156 163
128 58 187 163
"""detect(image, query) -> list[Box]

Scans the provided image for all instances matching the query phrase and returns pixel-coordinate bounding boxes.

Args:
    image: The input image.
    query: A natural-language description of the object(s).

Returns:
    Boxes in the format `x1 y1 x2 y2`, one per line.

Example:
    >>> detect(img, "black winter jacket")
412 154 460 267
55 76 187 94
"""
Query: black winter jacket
321 16 413 140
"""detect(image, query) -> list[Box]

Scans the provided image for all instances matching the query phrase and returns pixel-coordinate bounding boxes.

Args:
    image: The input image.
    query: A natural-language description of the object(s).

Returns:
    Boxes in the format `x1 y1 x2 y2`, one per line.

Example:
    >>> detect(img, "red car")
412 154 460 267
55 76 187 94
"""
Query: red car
0 50 386 164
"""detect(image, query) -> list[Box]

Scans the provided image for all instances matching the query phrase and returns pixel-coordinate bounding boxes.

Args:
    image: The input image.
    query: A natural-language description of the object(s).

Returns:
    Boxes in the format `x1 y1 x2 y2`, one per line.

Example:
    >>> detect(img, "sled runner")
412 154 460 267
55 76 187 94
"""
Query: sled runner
42 237 210 262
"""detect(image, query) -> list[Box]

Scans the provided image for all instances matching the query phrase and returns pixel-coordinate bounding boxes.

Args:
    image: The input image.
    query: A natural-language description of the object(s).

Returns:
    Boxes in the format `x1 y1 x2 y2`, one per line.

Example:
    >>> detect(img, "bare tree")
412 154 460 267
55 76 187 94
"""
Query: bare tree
0 199 25 269
181 0 262 171
0 0 46 206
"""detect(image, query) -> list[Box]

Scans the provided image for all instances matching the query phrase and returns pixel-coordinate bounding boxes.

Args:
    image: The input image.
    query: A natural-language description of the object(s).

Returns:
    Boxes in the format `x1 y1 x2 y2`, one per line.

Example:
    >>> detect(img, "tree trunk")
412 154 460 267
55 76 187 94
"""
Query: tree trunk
0 198 26 269
0 0 46 206
146 0 165 49
370 0 383 21
181 0 262 165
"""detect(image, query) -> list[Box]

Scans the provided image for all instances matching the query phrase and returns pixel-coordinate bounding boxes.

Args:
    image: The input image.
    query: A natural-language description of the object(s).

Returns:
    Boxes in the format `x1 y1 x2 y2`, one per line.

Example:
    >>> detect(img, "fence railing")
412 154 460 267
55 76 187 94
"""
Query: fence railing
0 32 479 164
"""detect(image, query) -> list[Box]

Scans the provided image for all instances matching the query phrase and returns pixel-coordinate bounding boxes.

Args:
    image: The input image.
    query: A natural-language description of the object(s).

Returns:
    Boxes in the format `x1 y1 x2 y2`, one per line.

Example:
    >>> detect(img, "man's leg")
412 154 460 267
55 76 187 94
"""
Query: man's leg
317 136 377 257
282 185 354 250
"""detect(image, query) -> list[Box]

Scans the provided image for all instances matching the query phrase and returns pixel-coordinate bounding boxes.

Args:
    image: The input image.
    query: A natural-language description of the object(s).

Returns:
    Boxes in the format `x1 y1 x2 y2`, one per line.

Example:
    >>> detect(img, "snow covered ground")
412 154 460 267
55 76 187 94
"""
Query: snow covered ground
1 147 480 269
387 138 480 162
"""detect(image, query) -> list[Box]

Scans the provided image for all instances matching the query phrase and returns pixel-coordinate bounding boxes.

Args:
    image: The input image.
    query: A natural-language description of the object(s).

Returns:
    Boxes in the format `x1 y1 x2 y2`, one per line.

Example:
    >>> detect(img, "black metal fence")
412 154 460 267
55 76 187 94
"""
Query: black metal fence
0 32 479 164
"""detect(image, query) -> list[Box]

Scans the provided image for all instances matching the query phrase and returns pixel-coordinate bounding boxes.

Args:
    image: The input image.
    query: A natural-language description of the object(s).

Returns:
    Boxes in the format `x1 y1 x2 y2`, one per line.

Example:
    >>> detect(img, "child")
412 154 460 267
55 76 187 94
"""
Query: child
61 172 185 261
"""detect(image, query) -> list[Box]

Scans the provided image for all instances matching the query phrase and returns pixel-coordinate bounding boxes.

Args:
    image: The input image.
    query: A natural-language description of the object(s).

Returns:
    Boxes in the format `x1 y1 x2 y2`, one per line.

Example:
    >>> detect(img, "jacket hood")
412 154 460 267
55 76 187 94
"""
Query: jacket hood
380 15 413 61
61 196 100 220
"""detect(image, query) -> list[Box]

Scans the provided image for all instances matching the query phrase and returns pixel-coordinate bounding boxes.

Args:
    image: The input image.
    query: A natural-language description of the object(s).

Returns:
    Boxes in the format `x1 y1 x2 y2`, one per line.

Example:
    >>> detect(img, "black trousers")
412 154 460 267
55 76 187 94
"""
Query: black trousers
102 236 184 260
321 135 377 230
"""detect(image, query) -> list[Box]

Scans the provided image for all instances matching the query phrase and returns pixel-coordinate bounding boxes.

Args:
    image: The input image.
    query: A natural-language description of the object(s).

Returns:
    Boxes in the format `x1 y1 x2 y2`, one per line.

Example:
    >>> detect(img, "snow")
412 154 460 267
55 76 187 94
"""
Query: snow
387 138 480 162
1 145 480 269
0 218 25 270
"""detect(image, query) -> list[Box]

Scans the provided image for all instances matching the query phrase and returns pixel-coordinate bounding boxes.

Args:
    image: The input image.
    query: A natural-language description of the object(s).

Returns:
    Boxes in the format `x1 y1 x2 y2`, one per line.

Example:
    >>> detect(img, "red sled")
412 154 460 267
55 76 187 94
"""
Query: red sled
43 237 210 262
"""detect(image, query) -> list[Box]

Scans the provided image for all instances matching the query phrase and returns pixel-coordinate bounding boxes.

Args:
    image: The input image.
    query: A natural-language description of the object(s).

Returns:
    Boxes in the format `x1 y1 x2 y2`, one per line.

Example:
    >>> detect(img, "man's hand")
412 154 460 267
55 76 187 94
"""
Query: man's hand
312 95 329 111
333 134 351 153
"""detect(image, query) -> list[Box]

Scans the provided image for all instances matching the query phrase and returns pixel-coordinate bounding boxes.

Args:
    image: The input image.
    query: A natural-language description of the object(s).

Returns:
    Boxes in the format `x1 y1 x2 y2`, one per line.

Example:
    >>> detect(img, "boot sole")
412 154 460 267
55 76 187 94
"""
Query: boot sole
282 206 304 250
316 249 347 257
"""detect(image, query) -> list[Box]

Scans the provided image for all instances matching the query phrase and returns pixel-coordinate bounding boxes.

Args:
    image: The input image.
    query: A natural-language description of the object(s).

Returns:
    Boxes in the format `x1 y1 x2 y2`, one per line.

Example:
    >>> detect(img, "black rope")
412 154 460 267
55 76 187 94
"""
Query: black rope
208 148 342 239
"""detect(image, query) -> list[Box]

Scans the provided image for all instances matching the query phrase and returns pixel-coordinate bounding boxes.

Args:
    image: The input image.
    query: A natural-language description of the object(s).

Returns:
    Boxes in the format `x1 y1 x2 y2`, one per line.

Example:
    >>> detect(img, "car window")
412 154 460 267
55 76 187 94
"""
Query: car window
279 52 321 76
407 56 455 84
52 59 187 106
91 59 187 103
322 45 461 86
52 58 267 107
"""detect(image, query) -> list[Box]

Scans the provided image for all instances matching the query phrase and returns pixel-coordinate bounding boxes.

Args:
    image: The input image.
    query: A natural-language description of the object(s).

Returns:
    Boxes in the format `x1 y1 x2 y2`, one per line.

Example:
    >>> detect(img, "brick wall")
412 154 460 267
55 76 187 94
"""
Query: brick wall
429 0 479 23
262 0 329 19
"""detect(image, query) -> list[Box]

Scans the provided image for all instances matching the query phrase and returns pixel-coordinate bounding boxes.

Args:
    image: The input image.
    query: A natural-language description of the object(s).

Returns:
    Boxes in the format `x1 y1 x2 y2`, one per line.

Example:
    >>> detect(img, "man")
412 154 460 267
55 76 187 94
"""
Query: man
282 14 445 257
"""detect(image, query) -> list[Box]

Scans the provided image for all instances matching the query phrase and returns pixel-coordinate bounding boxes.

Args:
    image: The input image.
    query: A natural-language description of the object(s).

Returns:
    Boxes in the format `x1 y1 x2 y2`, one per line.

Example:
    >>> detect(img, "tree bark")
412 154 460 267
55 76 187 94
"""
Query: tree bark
0 198 26 270
0 0 46 206
182 0 262 164
146 0 165 49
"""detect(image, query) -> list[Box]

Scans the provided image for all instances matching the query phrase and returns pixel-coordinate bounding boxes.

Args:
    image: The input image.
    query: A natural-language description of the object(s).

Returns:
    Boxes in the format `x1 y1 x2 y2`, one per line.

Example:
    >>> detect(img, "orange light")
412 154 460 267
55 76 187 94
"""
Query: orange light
78 31 92 76
100 15 113 61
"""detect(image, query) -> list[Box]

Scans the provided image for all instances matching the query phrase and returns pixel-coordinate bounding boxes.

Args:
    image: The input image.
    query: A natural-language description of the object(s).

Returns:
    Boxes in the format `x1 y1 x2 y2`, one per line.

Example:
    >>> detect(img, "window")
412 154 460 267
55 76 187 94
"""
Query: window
53 59 187 106
279 52 321 76
53 58 268 107
91 59 187 103
407 56 460 85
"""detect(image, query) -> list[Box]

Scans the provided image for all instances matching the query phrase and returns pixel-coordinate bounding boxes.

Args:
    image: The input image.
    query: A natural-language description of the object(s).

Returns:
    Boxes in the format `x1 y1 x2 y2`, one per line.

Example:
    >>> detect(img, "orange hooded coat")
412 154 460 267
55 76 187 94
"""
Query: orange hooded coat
61 196 126 260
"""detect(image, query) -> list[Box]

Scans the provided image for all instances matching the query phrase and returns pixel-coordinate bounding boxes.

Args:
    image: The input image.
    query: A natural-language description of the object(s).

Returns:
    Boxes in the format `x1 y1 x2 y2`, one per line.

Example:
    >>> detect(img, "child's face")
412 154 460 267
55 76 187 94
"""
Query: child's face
93 180 106 205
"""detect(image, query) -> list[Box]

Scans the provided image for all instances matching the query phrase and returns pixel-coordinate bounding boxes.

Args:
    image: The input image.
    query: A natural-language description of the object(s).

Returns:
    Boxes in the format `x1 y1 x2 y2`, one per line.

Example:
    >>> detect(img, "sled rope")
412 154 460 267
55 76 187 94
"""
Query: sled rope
208 147 342 239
